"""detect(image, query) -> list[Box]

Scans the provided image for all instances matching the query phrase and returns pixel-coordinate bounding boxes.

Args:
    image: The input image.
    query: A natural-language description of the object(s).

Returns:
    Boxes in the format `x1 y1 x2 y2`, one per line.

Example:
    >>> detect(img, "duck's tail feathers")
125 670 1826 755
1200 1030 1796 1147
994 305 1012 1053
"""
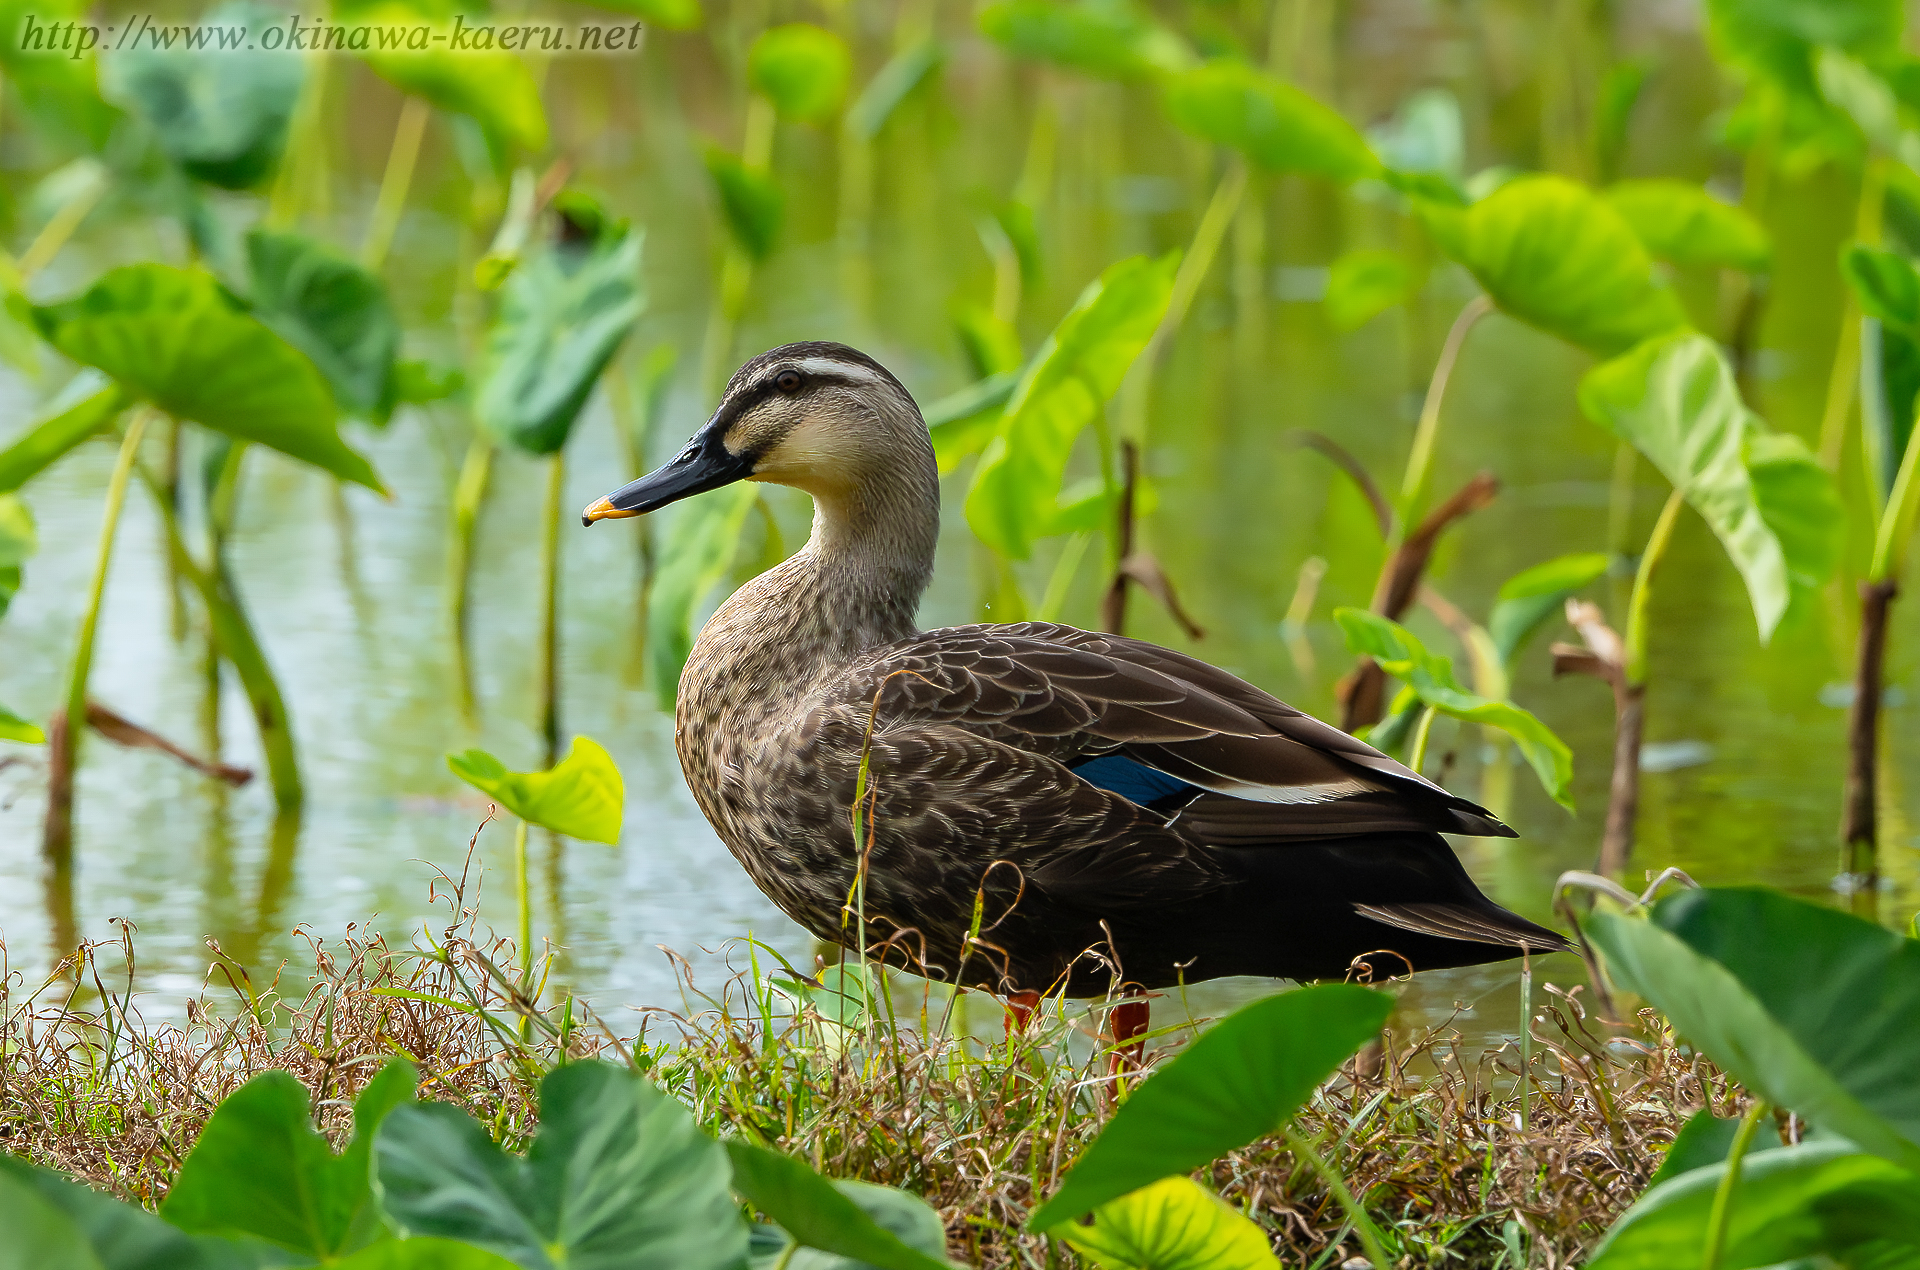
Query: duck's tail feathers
1352 901 1570 953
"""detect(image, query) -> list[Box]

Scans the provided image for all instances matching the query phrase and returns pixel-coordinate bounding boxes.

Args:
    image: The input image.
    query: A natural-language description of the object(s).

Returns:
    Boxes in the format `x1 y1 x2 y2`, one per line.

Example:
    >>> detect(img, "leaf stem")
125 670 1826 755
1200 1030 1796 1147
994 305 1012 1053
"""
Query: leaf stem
45 409 150 860
1701 1100 1768 1270
1407 705 1438 774
449 437 493 724
361 95 431 271
515 818 532 981
1282 1123 1391 1270
1624 486 1686 688
1398 294 1493 525
539 450 565 766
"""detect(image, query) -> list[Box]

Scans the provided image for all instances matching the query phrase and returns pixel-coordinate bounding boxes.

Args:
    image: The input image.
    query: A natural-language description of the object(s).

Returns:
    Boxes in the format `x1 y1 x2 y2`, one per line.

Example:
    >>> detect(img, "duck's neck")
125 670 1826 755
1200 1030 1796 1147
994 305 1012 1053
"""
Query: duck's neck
680 451 940 731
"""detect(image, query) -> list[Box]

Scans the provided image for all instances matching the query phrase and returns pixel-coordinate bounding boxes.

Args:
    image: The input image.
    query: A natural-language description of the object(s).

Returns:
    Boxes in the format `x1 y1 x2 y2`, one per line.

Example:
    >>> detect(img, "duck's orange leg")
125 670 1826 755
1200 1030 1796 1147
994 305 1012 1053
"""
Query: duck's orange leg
1109 985 1151 1077
1003 989 1042 1038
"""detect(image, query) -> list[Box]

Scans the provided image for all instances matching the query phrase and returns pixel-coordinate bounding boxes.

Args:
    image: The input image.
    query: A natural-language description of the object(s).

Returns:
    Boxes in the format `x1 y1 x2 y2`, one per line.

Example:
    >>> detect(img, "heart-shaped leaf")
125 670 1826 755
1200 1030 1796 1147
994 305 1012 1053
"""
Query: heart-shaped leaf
1322 248 1416 332
161 1060 417 1258
1333 609 1575 809
246 229 400 422
1604 180 1770 272
446 736 624 843
1579 331 1840 642
1588 887 1920 1175
0 371 124 495
1646 1108 1744 1189
1163 61 1378 182
1488 552 1610 668
1843 243 1920 342
333 1239 523 1269
1706 0 1901 100
374 1060 746 1270
1421 174 1689 356
0 1152 274 1269
727 1142 953 1270
965 252 1176 559
578 0 701 31
0 1165 108 1270
1028 983 1390 1230
1587 1141 1920 1270
978 0 1192 81
103 0 302 189
29 265 382 492
1056 1177 1278 1270
475 230 643 456
704 149 784 261
748 24 851 123
338 0 547 154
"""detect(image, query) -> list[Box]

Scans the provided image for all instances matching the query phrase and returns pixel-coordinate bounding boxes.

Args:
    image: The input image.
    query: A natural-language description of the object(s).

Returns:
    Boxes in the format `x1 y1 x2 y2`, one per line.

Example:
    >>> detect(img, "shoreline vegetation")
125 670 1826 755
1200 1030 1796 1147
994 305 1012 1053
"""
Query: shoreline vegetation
3 839 1726 1268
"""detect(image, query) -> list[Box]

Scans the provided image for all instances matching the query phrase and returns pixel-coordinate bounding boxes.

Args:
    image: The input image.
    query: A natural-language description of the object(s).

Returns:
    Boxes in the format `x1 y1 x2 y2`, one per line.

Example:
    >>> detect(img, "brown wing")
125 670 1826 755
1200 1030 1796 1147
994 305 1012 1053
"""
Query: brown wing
834 621 1513 841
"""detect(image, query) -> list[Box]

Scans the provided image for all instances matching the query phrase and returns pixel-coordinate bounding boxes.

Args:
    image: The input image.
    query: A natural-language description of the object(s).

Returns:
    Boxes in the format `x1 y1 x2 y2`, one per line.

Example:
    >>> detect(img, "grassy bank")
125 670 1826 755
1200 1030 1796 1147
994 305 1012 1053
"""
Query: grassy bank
0 852 1721 1268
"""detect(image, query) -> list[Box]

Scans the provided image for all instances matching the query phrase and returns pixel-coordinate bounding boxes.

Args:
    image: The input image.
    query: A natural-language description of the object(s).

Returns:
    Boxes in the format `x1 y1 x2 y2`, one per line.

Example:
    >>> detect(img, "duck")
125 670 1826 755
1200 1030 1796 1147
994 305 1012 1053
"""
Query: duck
584 341 1566 1011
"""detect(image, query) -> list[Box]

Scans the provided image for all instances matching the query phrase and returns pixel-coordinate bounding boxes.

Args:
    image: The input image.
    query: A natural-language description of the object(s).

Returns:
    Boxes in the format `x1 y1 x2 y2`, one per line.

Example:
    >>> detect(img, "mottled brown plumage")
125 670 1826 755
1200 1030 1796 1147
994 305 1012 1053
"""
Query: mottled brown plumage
588 341 1566 996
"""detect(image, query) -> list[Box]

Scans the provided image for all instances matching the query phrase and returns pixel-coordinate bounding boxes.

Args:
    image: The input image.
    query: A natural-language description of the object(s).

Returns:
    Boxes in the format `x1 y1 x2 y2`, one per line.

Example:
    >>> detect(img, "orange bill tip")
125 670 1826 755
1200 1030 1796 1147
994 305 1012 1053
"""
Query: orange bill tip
581 496 639 525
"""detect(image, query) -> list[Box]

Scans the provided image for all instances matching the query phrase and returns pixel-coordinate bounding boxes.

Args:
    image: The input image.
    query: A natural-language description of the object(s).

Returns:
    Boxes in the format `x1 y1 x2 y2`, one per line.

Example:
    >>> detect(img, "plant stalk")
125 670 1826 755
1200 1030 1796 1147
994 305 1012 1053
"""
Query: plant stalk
43 411 150 865
449 437 493 724
135 456 303 809
361 95 431 272
1701 1101 1769 1270
1407 705 1438 775
1841 578 1895 906
1598 486 1685 877
1281 1123 1391 1270
515 817 532 976
539 450 565 766
1399 294 1493 526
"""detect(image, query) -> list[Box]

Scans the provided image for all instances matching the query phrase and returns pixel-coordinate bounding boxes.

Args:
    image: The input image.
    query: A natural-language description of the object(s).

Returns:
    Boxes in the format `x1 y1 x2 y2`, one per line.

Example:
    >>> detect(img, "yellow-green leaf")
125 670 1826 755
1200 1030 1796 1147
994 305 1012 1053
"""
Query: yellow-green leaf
1057 1177 1278 1270
446 737 625 843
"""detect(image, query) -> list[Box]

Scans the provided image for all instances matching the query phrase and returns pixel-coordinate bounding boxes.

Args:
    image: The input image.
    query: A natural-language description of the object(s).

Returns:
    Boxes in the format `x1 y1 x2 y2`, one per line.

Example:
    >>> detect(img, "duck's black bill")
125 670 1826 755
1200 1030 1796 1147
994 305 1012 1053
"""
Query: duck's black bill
582 429 753 525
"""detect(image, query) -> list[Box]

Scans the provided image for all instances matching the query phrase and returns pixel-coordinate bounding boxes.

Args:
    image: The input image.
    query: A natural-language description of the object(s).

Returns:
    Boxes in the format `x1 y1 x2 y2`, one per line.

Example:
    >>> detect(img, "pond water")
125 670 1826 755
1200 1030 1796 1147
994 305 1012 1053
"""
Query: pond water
2 21 1916 1052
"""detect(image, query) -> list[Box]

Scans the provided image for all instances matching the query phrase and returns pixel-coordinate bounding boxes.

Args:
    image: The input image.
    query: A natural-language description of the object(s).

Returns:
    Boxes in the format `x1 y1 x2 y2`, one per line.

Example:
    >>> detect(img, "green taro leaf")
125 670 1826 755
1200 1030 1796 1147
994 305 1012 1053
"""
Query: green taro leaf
1579 331 1838 641
705 149 784 262
965 252 1177 559
373 1060 746 1270
446 736 625 842
726 1143 953 1270
647 483 761 704
332 1240 522 1269
978 0 1192 81
246 229 400 421
1588 887 1920 1176
847 41 944 141
1604 179 1770 272
1748 431 1843 596
0 0 118 151
1027 983 1390 1230
1421 174 1689 356
1647 1108 1743 1188
748 24 852 123
0 372 124 494
1056 1177 1278 1270
1587 1141 1920 1270
104 1 302 189
1705 0 1901 100
0 492 37 621
0 1152 258 1270
0 1166 104 1270
1488 552 1610 668
1163 61 1379 182
29 265 383 492
580 0 701 31
1332 609 1575 810
161 1060 418 1258
1843 244 1920 341
476 230 643 456
1323 248 1417 332
341 0 548 154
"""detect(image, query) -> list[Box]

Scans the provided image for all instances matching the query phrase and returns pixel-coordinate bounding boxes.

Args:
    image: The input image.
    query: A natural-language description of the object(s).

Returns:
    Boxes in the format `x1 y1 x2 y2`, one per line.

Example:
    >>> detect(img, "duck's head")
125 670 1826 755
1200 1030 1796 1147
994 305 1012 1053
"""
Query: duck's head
582 341 929 525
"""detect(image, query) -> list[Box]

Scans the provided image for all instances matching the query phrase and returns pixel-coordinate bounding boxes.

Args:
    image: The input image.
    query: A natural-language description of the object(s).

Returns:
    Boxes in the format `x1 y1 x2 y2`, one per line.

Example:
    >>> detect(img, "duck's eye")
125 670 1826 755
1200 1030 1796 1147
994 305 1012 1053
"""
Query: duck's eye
774 369 803 392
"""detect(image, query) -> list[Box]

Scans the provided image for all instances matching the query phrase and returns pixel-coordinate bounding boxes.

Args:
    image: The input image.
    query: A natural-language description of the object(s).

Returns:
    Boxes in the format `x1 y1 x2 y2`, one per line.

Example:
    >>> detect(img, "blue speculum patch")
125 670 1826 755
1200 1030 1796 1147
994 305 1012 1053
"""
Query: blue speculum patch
1069 754 1201 812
